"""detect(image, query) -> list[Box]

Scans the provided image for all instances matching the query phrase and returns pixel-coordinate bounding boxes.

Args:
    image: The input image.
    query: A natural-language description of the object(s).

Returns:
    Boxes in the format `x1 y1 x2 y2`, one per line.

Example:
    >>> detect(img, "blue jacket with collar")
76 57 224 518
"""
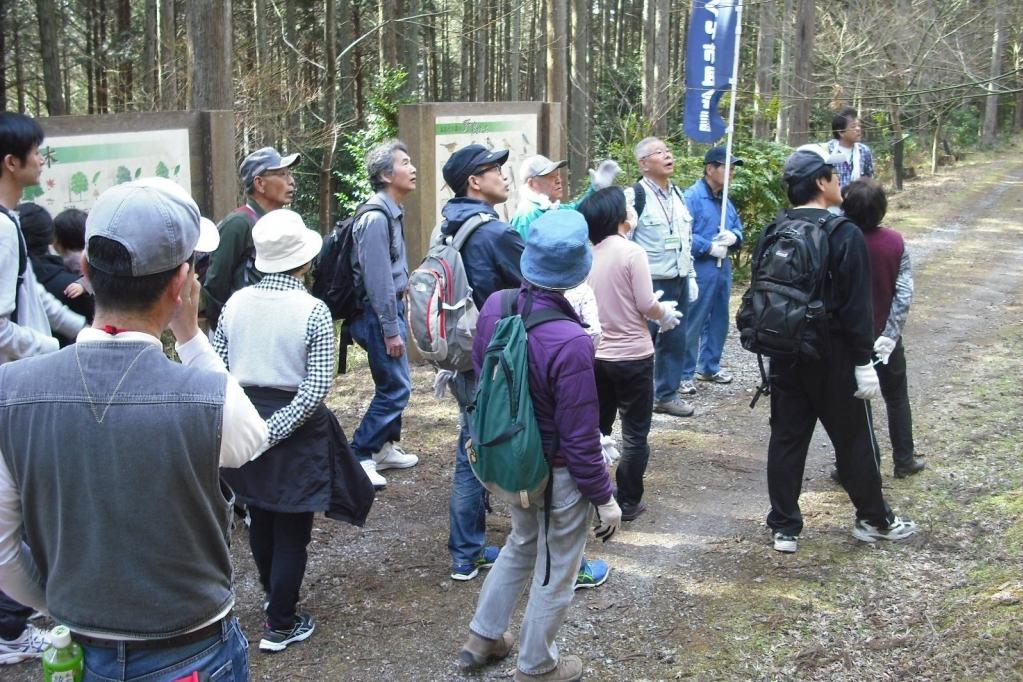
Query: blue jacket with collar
683 178 743 259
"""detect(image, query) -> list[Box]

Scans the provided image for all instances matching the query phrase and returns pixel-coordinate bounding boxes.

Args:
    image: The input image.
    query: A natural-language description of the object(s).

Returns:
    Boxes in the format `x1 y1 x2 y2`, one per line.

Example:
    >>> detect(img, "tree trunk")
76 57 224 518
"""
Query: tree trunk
568 0 589 191
981 3 1006 145
160 0 177 109
774 0 792 144
13 6 26 112
142 0 158 108
402 0 420 97
36 0 67 115
508 1 521 100
320 0 338 233
547 0 568 136
931 109 943 175
0 0 8 110
353 0 365 125
474 1 488 101
753 0 776 140
788 0 814 146
379 0 398 74
642 0 669 135
187 0 233 110
116 0 132 109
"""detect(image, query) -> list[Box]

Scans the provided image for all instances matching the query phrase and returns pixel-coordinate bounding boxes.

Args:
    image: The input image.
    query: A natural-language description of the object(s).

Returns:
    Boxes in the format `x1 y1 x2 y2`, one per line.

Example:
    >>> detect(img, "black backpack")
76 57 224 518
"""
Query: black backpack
735 209 849 406
311 203 393 322
2 207 27 324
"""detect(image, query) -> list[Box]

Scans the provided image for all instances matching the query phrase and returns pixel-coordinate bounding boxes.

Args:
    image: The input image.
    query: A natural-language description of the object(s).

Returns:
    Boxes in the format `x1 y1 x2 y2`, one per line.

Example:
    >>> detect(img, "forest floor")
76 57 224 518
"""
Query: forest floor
10 143 1023 681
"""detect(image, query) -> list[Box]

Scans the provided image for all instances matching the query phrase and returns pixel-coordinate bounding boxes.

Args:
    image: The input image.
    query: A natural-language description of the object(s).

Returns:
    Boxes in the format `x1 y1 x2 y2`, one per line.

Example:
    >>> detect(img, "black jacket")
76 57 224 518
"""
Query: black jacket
440 198 524 309
29 253 94 345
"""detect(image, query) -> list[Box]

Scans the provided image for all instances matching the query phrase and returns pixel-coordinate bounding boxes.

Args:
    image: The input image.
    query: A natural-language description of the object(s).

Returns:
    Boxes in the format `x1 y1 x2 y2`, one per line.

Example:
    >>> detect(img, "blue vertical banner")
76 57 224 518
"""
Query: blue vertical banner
683 0 741 144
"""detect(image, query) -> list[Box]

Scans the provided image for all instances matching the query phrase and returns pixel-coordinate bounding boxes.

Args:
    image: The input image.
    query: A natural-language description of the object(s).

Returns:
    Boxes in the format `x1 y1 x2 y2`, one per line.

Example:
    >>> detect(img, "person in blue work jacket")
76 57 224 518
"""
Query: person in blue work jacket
678 146 743 396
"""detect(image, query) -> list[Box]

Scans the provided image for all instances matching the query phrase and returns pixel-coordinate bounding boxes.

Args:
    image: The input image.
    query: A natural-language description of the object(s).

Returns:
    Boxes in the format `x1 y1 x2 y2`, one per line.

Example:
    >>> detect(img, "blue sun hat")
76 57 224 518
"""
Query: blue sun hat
520 210 592 291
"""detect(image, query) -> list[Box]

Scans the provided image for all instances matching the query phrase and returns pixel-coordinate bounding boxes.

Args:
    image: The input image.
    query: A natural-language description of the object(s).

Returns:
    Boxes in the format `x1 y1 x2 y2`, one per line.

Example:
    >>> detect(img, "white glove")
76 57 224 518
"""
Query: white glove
688 277 699 303
656 299 683 333
873 336 896 365
588 159 622 190
713 230 738 247
433 369 456 398
599 434 620 467
708 243 728 259
595 498 622 542
652 289 664 301
854 364 882 401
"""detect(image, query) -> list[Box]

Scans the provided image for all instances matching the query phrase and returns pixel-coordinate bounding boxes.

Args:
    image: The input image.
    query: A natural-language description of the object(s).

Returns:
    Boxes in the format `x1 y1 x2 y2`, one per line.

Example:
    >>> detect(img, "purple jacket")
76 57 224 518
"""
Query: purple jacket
472 285 614 506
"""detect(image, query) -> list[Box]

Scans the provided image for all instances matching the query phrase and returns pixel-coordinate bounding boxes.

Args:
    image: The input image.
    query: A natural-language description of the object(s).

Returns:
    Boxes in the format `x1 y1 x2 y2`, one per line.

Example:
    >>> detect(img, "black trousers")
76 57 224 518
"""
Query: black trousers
877 339 916 465
595 357 654 507
766 344 894 536
0 590 31 640
248 507 315 631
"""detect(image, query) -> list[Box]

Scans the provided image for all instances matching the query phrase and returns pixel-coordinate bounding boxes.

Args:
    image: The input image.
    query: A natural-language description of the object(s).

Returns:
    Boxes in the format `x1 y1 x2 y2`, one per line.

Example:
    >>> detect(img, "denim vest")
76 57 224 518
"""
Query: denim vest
0 341 234 639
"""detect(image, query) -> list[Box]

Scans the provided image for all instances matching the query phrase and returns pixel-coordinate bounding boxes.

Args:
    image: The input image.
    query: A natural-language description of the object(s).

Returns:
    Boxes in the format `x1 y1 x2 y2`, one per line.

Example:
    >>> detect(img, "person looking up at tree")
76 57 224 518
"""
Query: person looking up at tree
348 140 421 489
203 146 300 331
437 144 524 582
623 137 698 418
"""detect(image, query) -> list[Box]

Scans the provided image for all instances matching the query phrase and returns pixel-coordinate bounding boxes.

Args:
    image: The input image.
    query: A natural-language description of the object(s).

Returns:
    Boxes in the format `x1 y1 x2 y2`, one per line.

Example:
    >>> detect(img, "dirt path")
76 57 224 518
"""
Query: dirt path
8 155 1023 681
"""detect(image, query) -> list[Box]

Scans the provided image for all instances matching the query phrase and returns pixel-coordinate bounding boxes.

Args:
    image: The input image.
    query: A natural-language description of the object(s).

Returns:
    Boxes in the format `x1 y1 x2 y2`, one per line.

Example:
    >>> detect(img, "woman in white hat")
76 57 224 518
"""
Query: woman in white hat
213 209 374 654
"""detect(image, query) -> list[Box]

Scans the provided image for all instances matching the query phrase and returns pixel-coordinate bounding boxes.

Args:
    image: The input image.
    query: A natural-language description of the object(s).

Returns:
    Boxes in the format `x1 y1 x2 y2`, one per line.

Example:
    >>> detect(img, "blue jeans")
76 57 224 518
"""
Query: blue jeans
448 370 487 568
682 257 732 380
647 276 690 402
82 617 248 681
349 301 412 459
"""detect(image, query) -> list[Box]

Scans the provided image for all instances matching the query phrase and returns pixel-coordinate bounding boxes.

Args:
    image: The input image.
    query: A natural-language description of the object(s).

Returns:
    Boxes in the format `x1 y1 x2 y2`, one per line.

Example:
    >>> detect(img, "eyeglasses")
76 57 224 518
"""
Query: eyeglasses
641 148 672 160
472 165 502 177
260 169 293 180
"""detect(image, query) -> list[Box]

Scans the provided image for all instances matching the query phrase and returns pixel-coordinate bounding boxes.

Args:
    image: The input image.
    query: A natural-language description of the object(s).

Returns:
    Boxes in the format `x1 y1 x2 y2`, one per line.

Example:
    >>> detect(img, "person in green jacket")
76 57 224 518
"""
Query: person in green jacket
509 155 621 240
203 147 300 331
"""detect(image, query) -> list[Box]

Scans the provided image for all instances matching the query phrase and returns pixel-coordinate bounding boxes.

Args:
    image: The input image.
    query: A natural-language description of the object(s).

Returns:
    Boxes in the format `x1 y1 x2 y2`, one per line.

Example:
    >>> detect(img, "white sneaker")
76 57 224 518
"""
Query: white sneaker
0 624 47 665
373 442 419 471
852 516 918 543
772 531 798 553
360 459 387 488
678 380 697 396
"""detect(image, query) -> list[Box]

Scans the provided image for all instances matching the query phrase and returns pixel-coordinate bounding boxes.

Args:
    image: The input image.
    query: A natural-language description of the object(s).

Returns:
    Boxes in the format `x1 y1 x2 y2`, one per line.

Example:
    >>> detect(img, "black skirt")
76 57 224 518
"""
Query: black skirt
221 386 375 526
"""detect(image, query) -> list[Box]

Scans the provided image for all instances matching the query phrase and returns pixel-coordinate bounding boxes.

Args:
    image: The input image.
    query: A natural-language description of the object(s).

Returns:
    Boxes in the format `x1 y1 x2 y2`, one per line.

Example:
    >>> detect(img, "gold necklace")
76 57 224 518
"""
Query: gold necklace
75 344 154 424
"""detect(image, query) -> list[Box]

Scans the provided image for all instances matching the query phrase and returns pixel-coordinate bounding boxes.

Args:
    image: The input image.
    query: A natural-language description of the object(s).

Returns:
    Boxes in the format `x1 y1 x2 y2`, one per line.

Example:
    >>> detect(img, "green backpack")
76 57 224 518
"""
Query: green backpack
467 289 573 509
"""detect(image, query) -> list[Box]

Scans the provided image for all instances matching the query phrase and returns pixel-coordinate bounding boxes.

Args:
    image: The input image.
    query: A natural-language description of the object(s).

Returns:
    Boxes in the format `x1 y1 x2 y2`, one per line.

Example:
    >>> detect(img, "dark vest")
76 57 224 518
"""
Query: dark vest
0 341 233 639
863 226 904 336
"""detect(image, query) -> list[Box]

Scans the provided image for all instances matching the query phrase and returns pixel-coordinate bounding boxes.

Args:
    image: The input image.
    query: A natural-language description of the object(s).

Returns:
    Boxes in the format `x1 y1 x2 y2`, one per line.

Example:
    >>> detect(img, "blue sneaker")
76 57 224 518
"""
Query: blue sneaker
574 558 610 590
451 545 500 581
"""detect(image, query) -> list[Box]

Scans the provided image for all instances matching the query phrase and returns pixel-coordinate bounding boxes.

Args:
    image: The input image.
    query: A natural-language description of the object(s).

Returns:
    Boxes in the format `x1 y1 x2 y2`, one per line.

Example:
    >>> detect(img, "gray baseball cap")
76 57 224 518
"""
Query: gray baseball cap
239 147 300 191
85 178 219 276
520 154 567 180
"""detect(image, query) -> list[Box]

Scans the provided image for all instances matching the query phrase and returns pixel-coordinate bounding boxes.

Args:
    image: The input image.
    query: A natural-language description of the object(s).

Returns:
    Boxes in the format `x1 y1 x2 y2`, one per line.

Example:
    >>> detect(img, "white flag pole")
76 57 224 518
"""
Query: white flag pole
716 0 744 268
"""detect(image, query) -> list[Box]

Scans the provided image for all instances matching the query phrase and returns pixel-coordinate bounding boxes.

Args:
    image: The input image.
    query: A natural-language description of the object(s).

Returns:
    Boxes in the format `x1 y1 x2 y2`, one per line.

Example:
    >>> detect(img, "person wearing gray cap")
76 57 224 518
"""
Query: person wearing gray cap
202 146 300 331
0 111 88 666
0 178 267 678
759 146 916 555
509 154 621 240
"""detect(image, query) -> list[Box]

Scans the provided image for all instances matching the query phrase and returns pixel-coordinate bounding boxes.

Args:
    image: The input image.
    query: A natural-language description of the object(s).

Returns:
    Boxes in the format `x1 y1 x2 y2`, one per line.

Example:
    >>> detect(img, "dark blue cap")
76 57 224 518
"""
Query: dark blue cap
704 146 744 166
442 144 510 195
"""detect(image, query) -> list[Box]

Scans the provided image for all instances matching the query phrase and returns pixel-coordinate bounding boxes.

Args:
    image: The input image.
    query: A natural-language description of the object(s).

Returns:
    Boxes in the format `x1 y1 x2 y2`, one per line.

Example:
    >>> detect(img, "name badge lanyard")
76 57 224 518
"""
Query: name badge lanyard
645 180 683 275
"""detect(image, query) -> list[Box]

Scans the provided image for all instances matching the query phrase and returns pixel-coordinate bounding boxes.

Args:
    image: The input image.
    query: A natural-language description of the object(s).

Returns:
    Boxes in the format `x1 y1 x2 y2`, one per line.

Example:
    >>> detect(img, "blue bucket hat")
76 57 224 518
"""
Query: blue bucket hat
520 210 592 291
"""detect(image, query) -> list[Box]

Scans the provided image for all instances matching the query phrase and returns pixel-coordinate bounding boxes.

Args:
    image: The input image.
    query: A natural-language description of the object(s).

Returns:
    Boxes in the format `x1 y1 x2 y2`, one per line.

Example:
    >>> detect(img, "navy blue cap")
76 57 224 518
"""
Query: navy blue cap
442 144 510 195
704 146 744 166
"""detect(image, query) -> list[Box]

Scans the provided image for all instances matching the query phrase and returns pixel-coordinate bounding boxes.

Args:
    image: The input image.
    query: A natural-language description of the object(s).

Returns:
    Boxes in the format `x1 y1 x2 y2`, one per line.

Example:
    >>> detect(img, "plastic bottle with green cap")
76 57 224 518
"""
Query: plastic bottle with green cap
41 625 83 682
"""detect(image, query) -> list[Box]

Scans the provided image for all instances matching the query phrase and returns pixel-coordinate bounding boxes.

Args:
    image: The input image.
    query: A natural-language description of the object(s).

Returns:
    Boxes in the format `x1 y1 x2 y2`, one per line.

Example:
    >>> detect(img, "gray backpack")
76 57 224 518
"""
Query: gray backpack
407 214 491 371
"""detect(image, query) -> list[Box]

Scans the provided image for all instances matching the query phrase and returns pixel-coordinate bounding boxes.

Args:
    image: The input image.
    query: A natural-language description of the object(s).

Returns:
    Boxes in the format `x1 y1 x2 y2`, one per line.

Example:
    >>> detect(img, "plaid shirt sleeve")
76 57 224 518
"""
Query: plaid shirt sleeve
264 300 336 448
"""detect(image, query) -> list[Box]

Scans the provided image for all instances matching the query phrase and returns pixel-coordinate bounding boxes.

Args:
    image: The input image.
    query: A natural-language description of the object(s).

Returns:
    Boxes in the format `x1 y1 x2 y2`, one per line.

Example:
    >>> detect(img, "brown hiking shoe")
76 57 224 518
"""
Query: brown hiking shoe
513 655 583 681
457 631 514 671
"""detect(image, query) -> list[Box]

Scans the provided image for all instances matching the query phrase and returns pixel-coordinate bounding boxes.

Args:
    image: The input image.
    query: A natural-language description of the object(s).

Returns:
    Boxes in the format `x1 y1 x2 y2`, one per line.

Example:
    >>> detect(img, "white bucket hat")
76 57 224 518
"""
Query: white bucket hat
252 209 322 274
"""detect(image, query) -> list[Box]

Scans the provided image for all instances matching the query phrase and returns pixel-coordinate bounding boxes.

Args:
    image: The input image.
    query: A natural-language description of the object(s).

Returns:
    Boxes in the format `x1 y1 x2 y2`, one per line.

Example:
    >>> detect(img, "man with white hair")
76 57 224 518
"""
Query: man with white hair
624 137 698 419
